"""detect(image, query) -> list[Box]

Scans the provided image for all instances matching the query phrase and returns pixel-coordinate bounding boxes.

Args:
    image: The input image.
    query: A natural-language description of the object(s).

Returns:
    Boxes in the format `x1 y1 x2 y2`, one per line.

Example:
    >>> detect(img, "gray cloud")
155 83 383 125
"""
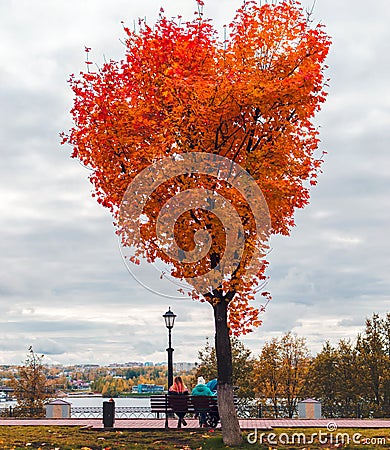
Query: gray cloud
33 339 67 356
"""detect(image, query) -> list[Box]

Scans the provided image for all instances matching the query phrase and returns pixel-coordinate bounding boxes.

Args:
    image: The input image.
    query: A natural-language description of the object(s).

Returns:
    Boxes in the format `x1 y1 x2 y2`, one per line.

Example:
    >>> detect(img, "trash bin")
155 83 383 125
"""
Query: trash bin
46 399 71 418
103 399 115 427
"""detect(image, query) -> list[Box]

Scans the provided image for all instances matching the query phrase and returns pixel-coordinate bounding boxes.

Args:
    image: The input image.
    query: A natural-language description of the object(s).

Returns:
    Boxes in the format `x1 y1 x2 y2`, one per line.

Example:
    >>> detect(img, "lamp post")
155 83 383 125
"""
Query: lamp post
163 307 176 391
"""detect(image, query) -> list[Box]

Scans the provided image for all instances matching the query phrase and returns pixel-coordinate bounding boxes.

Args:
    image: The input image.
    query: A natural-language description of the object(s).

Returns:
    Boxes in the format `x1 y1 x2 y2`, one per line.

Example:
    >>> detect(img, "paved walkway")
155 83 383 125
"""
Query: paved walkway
0 418 389 430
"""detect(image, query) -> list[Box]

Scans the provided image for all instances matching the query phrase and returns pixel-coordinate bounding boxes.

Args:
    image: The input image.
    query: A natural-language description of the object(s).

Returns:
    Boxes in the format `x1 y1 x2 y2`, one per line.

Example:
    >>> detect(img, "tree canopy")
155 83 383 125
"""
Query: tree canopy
63 0 330 334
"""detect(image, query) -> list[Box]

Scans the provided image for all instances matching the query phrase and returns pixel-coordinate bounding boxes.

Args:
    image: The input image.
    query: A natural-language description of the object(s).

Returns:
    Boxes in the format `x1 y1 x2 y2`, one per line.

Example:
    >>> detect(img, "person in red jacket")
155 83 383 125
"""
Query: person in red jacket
169 376 189 428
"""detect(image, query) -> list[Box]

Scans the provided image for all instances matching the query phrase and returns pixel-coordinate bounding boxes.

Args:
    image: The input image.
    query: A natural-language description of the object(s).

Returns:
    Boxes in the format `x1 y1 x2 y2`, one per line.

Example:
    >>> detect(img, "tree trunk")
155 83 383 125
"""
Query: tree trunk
213 299 242 446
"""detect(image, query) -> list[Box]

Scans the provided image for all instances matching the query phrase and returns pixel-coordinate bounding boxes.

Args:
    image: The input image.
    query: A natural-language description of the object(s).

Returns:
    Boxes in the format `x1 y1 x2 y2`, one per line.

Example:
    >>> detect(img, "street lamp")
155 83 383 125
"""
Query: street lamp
163 307 176 391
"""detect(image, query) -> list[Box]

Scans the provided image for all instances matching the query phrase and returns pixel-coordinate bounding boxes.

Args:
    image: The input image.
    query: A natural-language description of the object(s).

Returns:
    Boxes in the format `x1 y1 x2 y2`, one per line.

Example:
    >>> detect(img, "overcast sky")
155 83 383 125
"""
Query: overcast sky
0 0 389 366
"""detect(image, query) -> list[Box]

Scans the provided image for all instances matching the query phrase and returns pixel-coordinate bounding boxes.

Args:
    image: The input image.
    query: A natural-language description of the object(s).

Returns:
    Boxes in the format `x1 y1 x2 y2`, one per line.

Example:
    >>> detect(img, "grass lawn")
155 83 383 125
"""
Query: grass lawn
0 426 389 449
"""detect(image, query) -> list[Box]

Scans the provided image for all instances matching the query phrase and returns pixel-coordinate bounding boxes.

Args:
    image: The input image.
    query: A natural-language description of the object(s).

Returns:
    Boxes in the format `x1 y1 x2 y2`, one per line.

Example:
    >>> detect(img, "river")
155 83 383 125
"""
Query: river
65 396 150 407
0 396 154 419
0 396 151 408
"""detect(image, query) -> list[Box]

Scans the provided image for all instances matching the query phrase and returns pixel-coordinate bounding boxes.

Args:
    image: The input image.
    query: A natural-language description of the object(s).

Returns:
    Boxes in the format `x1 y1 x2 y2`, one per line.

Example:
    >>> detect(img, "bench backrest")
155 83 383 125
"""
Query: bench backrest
190 395 218 412
168 395 189 411
150 394 218 414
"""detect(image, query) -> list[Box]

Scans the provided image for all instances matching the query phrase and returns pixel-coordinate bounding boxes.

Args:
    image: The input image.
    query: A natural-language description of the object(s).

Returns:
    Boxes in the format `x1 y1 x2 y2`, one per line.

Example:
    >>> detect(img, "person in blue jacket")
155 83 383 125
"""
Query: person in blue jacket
206 378 218 394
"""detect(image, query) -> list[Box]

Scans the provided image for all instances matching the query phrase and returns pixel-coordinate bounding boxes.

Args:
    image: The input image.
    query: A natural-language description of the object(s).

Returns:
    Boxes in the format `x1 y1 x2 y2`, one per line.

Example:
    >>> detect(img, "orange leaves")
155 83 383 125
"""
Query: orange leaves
63 1 330 335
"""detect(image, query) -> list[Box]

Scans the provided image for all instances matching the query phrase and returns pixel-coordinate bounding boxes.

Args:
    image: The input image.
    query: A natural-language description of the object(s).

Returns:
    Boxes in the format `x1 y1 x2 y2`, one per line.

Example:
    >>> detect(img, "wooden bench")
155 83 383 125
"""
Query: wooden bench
150 394 220 428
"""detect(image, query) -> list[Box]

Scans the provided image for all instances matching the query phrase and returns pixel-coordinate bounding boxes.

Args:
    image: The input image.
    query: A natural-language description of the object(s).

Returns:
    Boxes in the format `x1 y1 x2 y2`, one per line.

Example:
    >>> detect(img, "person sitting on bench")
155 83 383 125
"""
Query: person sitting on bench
191 376 215 427
168 376 189 428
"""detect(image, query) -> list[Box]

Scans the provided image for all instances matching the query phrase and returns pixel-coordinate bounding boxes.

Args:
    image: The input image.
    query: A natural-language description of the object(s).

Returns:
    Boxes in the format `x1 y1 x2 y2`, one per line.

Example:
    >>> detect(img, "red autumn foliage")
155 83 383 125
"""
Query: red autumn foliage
62 0 330 335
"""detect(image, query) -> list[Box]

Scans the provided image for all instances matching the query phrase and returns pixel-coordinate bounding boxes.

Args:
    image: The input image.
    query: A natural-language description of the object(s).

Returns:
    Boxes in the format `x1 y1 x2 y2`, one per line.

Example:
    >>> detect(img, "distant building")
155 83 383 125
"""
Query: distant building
149 361 195 370
69 379 91 390
174 362 195 371
74 364 100 368
0 386 14 401
136 384 164 394
108 362 144 368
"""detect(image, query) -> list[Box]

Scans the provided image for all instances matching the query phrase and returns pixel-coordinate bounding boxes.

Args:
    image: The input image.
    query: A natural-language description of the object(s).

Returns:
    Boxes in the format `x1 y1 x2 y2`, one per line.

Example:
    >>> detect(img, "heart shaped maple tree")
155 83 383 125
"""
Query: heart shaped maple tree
63 0 330 444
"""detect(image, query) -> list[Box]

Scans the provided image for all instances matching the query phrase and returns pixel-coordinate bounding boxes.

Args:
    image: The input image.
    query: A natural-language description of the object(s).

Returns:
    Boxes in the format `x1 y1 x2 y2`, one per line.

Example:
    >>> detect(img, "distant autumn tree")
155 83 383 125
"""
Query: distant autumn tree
306 341 339 417
335 339 361 415
63 0 330 444
253 337 282 417
11 347 50 417
195 336 256 398
308 340 362 417
308 314 390 418
356 313 390 416
254 332 311 418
